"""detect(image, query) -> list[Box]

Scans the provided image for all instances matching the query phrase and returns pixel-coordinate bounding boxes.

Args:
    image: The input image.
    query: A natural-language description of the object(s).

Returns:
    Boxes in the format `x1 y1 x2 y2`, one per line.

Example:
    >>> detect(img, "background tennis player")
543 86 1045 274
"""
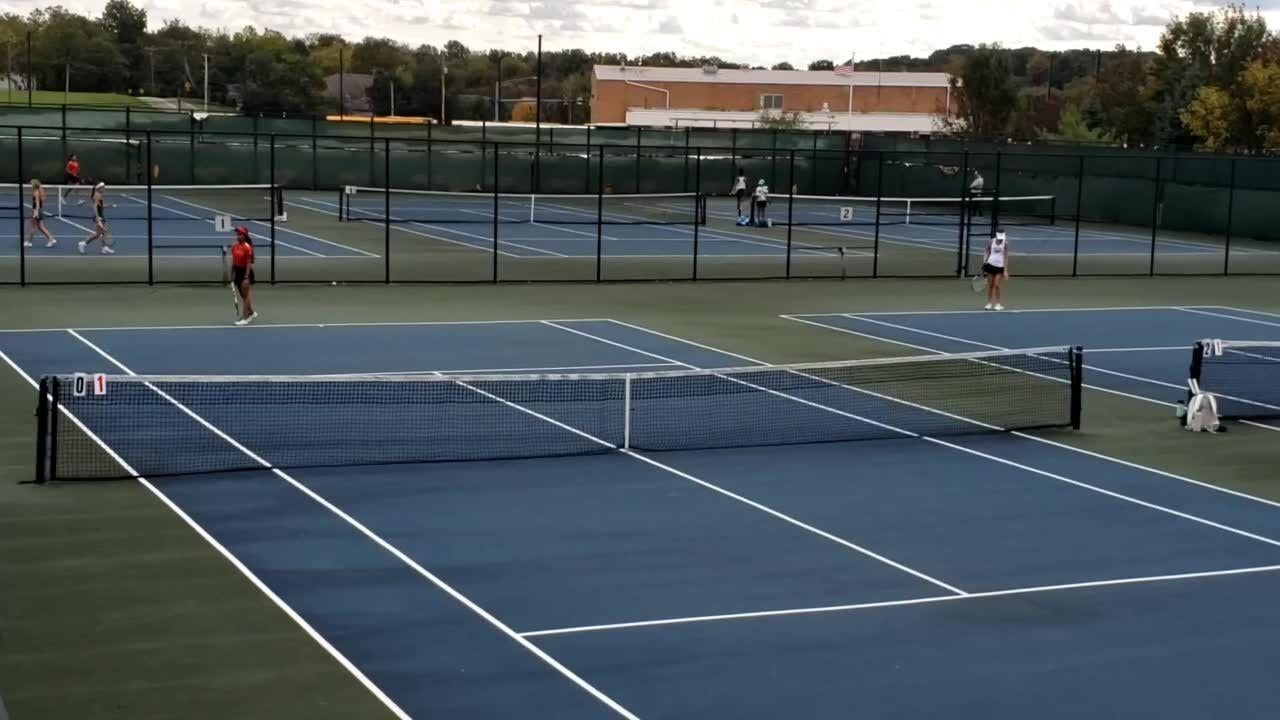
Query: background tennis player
62 154 86 204
983 229 1010 310
77 182 115 255
231 227 258 325
23 180 56 248
732 170 748 217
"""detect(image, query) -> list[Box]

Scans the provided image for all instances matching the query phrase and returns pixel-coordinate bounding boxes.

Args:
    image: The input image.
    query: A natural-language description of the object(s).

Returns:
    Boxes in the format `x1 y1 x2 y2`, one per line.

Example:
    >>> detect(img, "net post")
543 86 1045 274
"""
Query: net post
1070 346 1084 430
956 151 970 277
47 377 60 483
1072 155 1084 276
1189 341 1206 387
270 135 277 284
1149 157 1160 277
623 375 632 450
785 149 795 278
384 138 391 284
873 151 883 279
35 377 49 483
17 126 25 287
1224 158 1235 276
311 116 319 191
596 144 605 282
492 144 500 283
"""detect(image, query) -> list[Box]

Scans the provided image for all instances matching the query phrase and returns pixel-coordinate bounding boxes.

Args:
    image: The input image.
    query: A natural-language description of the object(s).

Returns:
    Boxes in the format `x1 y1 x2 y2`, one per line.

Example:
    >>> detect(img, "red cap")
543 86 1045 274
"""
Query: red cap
235 227 250 237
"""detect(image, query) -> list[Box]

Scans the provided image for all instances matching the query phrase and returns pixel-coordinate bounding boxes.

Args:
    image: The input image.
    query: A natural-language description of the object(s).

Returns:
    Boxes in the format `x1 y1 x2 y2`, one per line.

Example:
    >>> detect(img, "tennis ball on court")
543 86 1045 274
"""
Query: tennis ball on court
331 281 338 286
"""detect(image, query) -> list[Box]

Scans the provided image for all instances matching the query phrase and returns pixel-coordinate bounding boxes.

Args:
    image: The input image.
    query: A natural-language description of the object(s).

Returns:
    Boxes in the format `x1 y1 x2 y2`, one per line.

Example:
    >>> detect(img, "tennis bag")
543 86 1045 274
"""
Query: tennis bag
1184 386 1221 433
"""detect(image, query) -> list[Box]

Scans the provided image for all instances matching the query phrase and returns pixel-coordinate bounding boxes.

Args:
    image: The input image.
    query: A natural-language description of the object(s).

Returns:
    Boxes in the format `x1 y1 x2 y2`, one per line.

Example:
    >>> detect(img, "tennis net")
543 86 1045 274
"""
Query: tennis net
1189 340 1280 419
35 347 1082 482
339 187 706 225
0 183 283 223
774 194 1056 227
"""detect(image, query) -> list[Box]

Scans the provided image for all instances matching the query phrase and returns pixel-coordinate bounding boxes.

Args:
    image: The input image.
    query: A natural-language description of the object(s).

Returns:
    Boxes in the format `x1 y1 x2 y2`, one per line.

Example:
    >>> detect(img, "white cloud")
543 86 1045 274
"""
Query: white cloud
9 0 1280 65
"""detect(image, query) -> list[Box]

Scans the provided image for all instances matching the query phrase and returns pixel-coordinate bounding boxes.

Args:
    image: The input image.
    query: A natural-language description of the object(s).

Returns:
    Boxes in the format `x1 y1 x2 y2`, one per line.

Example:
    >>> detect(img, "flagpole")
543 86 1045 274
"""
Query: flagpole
847 51 854 116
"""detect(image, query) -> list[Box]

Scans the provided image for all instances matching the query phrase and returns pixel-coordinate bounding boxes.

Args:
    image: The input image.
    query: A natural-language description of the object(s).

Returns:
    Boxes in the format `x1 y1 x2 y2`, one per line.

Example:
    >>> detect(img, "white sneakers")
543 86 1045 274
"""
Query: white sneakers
22 240 31 248
76 241 112 254
45 239 56 247
101 246 114 254
984 303 1006 311
234 311 259 327
77 241 86 254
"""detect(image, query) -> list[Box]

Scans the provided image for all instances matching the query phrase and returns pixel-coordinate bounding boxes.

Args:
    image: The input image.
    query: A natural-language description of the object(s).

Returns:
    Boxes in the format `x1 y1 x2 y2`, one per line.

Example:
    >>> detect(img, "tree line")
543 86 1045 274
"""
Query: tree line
1 2 1278 151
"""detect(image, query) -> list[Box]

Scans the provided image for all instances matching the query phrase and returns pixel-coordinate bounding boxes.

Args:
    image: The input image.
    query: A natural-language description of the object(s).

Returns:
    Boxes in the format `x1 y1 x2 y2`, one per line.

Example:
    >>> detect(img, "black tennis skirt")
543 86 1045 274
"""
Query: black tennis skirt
232 266 256 286
983 263 1006 276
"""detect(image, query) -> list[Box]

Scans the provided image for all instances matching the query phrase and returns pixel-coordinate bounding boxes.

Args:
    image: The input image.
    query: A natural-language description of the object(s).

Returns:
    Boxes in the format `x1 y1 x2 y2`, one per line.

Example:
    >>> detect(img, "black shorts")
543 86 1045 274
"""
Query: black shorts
232 266 255 286
755 200 767 210
735 188 746 200
65 174 82 185
982 263 1005 277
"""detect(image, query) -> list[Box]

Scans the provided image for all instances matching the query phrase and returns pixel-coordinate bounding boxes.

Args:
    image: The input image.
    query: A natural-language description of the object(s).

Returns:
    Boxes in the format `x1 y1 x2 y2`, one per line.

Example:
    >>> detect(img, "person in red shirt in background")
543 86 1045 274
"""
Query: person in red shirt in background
62 154 86 205
231 227 258 325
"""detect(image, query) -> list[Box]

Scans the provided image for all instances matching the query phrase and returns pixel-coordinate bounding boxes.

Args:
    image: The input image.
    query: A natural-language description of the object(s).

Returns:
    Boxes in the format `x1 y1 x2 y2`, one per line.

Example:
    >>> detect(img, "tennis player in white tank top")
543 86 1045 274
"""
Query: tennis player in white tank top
983 230 1010 310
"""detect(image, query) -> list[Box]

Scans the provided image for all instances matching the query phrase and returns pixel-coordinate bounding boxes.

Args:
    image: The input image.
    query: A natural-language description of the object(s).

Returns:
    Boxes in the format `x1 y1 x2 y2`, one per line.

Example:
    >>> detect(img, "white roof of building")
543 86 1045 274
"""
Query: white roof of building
593 65 950 88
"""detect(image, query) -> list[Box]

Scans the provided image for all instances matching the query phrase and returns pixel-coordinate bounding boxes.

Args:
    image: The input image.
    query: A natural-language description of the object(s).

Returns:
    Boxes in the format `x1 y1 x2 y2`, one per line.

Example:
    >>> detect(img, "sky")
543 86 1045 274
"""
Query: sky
12 0 1277 66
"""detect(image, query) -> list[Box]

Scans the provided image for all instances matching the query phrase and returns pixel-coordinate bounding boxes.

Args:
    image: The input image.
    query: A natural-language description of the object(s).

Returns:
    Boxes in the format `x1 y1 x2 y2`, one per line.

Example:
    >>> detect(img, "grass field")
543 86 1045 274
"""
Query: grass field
2 275 1279 718
0 90 149 107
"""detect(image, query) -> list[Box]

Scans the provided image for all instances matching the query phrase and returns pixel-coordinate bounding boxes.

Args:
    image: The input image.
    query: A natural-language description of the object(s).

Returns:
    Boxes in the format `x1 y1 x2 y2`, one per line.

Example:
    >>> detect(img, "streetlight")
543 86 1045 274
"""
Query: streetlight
440 65 448 124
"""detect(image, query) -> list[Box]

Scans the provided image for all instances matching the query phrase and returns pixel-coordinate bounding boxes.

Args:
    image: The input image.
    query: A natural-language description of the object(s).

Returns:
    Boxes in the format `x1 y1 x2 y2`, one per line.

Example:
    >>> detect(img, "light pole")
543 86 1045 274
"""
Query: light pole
440 65 448 124
494 55 503 121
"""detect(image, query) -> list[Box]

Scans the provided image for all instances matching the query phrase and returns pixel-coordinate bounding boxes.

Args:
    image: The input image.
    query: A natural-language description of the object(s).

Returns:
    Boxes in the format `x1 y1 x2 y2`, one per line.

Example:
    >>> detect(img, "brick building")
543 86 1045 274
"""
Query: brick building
591 65 953 133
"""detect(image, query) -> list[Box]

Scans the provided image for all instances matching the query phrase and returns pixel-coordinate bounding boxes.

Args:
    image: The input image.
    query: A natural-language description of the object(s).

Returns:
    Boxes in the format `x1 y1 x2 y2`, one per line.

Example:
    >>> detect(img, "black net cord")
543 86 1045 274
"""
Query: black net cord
1189 341 1206 386
35 377 49 484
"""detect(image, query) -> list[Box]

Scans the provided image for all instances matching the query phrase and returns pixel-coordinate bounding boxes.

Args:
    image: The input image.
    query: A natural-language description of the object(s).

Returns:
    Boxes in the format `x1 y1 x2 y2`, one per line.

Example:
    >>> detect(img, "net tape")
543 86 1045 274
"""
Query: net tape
340 186 706 225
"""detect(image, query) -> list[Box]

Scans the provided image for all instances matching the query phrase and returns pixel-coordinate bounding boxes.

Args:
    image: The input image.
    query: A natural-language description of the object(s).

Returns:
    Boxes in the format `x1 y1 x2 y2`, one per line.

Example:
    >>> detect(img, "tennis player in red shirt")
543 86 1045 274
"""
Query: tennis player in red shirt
231 227 258 325
62 154 86 204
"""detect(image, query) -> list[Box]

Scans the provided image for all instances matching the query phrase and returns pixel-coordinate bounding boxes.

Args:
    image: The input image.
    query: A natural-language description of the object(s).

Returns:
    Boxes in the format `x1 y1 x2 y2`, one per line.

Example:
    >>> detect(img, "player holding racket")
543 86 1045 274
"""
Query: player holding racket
982 229 1010 311
231 227 258 325
77 182 115 255
23 180 57 248
62 154 86 205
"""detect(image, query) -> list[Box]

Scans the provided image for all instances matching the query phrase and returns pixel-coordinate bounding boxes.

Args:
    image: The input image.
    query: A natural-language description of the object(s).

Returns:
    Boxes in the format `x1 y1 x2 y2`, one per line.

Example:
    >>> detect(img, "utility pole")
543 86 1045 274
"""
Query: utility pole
494 55 503 122
441 65 448 124
203 53 209 112
145 47 156 93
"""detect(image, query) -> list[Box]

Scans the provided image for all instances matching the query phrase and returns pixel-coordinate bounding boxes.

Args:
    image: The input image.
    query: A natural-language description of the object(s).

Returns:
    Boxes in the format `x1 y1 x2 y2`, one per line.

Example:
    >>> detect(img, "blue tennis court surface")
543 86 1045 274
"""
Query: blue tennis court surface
5 316 1280 717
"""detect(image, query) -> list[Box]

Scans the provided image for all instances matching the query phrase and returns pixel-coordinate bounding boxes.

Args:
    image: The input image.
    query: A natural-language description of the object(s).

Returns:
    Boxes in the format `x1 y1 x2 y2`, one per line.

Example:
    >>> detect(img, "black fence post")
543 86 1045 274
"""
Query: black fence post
17 127 24 287
785 150 795 278
146 132 153 285
1072 155 1084 277
873 151 884 279
683 129 691 193
311 115 319 190
188 122 196 184
596 144 605 282
1149 157 1160 276
1223 158 1236 276
956 151 970 277
634 128 642 193
492 144 500 283
270 135 277 284
384 138 391 284
692 147 702 281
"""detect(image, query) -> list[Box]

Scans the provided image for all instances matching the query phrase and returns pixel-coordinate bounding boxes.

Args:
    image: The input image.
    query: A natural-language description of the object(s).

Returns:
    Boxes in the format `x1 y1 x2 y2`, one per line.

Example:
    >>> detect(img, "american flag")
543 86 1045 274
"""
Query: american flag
833 60 854 76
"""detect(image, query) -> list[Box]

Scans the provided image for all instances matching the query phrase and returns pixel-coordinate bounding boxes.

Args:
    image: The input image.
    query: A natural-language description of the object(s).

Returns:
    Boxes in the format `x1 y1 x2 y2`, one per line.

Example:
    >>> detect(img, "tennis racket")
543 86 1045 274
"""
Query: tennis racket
231 280 241 317
970 270 986 292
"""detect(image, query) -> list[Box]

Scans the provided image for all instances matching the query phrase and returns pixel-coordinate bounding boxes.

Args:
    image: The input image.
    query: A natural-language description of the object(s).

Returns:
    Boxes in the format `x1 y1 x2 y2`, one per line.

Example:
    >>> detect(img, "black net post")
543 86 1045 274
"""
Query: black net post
692 147 702 280
956 151 970 277
683 129 691 193
311 116 319 190
873 151 884 279
146 132 154 285
491 145 500 283
35 377 50 483
188 122 196 184
1070 347 1084 430
16 127 24 287
1149 157 1160 276
634 129 642 194
1223 158 1236 275
426 128 433 190
596 144 605 282
384 138 391 283
269 135 277 284
785 149 795 278
1072 155 1084 276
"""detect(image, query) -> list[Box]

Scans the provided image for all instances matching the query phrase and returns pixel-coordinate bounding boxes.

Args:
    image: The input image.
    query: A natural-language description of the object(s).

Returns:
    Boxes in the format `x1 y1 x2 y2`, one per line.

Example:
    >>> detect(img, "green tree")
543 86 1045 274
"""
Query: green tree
28 7 127 93
771 62 794 71
1046 105 1117 143
757 110 805 129
946 44 1017 138
100 0 146 93
1091 47 1154 144
1183 59 1280 151
808 59 834 71
350 37 409 74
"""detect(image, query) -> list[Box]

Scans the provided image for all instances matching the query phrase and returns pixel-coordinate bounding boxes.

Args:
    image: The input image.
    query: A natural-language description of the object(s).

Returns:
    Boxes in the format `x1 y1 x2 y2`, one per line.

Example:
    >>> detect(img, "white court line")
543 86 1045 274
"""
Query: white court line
602 317 1280 516
520 562 1280 637
0 348 413 720
789 306 1189 318
63 330 640 720
291 197 553 258
145 193 380 258
1178 307 1280 330
116 194 325 258
313 362 679 377
1215 307 1280 320
777 314 1280 510
0 317 615 333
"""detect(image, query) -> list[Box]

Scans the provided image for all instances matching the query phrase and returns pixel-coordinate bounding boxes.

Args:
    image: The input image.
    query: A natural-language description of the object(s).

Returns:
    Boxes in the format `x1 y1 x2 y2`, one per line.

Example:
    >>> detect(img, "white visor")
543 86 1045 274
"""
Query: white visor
995 232 1007 241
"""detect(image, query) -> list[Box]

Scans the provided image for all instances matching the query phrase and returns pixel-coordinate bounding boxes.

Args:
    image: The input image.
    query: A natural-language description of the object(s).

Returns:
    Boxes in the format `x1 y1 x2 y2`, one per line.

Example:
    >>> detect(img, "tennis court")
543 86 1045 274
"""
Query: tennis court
6 312 1280 718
